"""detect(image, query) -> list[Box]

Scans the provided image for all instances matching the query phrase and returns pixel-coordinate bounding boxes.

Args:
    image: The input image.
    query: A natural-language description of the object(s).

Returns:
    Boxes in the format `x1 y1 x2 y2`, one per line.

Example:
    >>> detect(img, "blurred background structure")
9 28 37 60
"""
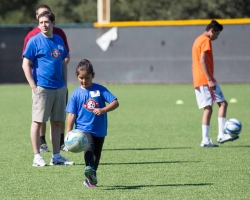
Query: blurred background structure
0 0 250 84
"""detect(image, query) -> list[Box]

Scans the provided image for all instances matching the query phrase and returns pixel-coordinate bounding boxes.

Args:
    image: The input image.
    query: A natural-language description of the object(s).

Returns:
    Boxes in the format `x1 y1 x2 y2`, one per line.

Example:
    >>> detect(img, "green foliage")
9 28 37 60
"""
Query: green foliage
0 0 250 24
0 0 38 24
111 0 250 20
0 84 250 199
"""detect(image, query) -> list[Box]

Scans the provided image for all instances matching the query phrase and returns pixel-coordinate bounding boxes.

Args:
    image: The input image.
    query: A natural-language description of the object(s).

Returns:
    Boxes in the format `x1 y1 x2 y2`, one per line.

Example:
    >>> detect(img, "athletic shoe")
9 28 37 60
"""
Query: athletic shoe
200 139 219 148
84 166 98 185
32 157 47 167
50 155 75 166
60 144 68 152
83 178 96 188
218 134 239 144
40 144 49 152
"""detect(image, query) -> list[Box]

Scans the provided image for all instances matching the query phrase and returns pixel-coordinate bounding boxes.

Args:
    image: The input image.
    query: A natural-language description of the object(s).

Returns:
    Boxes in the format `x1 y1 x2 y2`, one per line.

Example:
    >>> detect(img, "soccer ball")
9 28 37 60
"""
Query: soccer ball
64 129 88 153
224 118 242 137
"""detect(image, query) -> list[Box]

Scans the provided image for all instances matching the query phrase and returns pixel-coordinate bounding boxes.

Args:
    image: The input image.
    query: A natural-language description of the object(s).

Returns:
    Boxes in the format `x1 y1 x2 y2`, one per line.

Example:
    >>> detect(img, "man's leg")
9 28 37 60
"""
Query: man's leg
39 122 49 152
49 86 74 165
50 120 61 154
49 120 75 165
60 89 68 151
31 121 47 166
60 121 66 150
31 121 42 154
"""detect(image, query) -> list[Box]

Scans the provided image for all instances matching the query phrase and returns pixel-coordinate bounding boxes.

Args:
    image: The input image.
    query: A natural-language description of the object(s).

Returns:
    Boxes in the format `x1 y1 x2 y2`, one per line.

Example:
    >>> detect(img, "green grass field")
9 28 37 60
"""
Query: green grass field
0 84 249 200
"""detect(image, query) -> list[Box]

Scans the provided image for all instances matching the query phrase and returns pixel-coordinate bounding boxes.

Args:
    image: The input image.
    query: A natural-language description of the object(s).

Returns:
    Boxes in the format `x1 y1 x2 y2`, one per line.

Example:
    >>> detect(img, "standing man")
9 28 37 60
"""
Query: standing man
22 5 70 152
22 11 74 166
191 19 239 148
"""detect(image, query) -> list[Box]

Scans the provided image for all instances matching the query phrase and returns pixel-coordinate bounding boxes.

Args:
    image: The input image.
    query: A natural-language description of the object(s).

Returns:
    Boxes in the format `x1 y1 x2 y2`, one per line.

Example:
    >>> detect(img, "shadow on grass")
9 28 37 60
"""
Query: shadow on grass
103 147 192 151
220 145 250 148
75 160 200 166
101 160 201 165
101 183 213 190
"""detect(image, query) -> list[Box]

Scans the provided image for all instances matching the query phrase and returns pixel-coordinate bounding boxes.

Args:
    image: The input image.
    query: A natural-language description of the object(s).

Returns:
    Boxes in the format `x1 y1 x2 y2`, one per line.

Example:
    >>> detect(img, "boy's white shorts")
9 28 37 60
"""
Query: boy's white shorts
195 82 226 109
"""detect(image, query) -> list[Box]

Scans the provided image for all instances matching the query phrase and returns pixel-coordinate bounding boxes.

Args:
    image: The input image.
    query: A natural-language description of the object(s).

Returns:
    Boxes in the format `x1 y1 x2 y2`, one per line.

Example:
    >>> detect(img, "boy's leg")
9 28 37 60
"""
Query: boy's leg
212 83 238 143
202 106 213 144
217 101 228 140
217 100 238 143
195 86 217 147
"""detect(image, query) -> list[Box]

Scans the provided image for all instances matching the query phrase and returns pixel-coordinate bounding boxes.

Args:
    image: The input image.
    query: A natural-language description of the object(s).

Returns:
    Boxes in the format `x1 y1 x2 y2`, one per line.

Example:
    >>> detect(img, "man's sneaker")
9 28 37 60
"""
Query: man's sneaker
83 178 96 188
50 155 75 166
60 144 68 152
84 166 98 185
218 134 239 144
200 139 219 148
32 157 47 167
40 144 49 152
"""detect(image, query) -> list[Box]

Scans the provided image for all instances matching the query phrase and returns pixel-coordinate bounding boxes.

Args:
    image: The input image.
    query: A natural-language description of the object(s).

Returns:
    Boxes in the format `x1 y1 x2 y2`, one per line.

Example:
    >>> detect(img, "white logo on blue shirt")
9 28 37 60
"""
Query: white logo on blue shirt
90 90 100 97
58 45 64 51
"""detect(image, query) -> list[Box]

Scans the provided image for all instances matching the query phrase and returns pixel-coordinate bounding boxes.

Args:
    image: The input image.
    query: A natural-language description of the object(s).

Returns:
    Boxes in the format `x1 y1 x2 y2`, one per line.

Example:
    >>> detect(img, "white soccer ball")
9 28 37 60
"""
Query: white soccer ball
64 129 88 153
224 118 242 137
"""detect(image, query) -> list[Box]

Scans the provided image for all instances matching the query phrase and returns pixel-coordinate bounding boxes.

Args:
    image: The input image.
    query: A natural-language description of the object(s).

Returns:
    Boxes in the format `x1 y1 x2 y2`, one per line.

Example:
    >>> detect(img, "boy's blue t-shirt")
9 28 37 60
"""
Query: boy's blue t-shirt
23 33 68 89
66 83 117 137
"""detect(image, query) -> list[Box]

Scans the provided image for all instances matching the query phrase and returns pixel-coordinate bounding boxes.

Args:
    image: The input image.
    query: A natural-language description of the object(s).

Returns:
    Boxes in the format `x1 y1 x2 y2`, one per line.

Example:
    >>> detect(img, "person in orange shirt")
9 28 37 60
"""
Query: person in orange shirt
192 20 239 147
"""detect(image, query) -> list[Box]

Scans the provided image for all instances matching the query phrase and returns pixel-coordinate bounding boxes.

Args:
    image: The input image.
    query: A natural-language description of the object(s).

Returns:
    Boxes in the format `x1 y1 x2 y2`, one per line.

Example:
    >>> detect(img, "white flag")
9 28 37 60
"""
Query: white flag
96 27 118 51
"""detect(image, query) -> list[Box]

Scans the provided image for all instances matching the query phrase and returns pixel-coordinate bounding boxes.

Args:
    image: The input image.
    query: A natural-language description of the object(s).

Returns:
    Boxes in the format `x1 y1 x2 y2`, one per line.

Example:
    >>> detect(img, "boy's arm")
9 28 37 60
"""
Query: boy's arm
66 113 76 133
200 52 216 90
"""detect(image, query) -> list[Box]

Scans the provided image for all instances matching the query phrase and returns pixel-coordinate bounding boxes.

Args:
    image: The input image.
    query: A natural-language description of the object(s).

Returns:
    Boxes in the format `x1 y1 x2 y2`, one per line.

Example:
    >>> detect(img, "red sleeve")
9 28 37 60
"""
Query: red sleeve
22 27 40 55
53 27 70 53
22 36 29 55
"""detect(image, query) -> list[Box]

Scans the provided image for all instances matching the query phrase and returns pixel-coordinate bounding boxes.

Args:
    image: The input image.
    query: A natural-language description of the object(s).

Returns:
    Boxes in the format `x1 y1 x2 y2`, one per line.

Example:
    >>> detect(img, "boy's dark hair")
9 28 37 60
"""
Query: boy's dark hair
36 5 51 15
76 59 95 76
206 20 223 32
38 11 55 23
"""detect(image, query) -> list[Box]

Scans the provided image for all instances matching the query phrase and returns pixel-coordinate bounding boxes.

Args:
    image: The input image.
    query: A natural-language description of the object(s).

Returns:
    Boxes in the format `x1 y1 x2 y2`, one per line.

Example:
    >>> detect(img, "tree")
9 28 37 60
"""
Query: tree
0 0 250 24
0 0 38 24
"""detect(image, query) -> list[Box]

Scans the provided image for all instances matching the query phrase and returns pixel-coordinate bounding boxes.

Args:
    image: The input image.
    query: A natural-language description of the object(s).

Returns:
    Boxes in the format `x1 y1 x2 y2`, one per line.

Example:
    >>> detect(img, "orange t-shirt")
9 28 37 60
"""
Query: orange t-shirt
192 34 216 88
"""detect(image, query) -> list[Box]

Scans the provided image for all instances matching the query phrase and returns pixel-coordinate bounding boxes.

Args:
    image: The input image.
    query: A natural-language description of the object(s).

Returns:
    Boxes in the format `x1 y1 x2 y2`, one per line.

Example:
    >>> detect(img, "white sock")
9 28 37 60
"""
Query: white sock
218 117 226 139
52 153 61 159
202 125 210 143
34 153 42 159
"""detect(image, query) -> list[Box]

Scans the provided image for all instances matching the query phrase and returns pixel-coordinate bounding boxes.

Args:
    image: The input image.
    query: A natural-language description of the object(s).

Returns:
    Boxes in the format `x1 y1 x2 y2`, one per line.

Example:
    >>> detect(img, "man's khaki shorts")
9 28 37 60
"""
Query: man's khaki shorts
32 85 67 122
